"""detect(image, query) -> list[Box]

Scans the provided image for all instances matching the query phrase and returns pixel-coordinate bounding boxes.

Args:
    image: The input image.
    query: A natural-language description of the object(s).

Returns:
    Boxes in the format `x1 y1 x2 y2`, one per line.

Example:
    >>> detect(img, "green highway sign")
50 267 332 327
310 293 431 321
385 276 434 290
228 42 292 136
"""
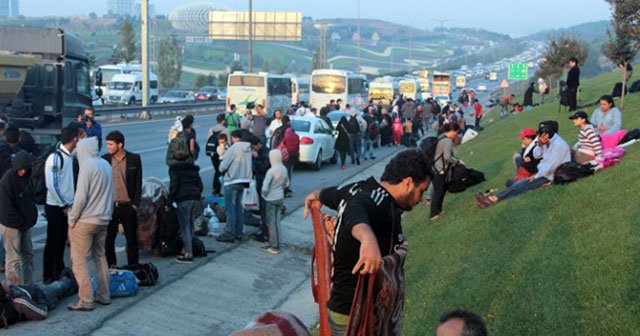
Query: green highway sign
508 63 528 80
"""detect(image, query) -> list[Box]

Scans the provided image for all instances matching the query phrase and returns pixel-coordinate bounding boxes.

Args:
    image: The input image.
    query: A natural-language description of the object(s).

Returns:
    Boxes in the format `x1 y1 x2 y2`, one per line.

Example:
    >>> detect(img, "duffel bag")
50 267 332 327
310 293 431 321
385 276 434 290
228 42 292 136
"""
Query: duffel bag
119 263 159 287
93 270 139 298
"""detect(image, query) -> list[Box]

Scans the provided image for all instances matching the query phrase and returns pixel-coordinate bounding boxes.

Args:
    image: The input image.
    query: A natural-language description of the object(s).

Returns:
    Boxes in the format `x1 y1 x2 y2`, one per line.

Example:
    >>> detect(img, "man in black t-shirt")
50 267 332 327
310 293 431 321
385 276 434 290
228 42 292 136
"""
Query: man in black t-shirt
304 149 433 335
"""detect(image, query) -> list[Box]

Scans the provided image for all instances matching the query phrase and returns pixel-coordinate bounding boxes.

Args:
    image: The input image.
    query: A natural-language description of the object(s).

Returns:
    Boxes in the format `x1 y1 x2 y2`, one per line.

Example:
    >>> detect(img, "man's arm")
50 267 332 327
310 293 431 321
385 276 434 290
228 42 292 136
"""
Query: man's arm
132 153 143 207
350 223 382 275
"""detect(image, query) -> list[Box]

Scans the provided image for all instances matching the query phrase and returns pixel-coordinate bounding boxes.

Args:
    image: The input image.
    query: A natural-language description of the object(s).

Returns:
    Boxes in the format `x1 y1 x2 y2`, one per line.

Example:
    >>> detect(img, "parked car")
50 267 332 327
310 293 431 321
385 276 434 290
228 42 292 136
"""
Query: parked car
477 83 488 92
158 90 195 104
195 86 219 101
289 116 337 170
327 111 350 129
218 88 227 100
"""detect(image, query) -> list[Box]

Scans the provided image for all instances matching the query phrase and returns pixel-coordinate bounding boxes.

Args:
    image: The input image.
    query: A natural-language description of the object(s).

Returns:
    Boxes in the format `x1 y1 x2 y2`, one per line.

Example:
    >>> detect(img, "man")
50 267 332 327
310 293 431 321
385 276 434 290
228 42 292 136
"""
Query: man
347 109 362 165
304 107 317 118
0 126 23 178
67 137 114 311
102 131 142 268
217 130 253 243
567 57 581 111
476 124 570 207
250 136 271 243
208 114 230 196
43 126 79 283
401 97 415 121
296 102 311 117
499 94 516 117
303 149 432 334
251 104 268 143
225 104 241 133
0 151 36 285
436 309 488 336
83 116 103 151
336 98 343 111
182 115 198 159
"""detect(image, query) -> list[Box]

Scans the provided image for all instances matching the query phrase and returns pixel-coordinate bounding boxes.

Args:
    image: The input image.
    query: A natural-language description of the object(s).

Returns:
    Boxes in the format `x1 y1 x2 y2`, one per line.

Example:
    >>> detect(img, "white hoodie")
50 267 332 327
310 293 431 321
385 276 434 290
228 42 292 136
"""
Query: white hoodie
261 149 289 202
68 137 114 226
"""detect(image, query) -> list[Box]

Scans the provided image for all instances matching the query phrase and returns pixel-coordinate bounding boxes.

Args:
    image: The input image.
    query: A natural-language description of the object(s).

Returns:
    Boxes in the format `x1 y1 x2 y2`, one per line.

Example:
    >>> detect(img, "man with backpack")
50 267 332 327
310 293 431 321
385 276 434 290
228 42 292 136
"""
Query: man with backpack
225 104 241 133
207 114 230 196
166 115 197 167
43 126 79 283
363 109 378 161
103 131 143 268
347 110 362 165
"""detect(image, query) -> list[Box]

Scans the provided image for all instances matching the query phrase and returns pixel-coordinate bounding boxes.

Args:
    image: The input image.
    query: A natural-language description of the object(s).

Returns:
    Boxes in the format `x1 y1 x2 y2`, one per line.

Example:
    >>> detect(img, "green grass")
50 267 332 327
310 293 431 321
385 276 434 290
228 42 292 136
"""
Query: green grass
403 68 640 335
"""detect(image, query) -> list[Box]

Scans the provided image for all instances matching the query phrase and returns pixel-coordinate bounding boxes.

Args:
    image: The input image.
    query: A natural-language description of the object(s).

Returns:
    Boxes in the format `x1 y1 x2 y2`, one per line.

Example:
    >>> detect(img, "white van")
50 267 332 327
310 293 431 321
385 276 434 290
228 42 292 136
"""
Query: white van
105 72 159 105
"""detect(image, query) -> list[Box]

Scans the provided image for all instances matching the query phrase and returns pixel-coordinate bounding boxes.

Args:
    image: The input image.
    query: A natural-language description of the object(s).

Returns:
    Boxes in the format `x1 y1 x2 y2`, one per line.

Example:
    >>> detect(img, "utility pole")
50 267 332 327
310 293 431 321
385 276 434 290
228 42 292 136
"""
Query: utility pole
314 23 329 69
431 19 452 71
356 0 361 72
141 0 149 110
248 0 253 72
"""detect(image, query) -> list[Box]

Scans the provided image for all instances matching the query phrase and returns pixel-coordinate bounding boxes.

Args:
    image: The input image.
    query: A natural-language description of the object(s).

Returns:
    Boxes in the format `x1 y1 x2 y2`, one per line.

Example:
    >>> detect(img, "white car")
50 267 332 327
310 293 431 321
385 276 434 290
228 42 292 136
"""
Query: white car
158 90 195 104
289 116 337 170
434 95 451 107
477 83 488 92
327 111 350 129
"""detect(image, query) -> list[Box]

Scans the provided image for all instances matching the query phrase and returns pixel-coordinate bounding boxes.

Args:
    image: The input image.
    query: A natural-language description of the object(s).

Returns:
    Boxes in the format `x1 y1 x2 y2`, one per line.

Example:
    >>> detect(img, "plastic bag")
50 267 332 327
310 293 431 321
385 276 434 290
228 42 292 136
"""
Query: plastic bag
242 180 260 211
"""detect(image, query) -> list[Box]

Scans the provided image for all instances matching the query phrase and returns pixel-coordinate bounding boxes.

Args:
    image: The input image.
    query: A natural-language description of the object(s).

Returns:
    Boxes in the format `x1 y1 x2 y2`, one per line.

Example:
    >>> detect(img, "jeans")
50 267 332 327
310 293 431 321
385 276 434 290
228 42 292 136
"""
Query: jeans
363 139 375 158
430 173 447 218
68 221 109 308
265 200 283 248
2 226 34 286
211 155 222 194
328 310 349 336
0 228 5 267
106 204 139 267
43 205 69 282
224 184 245 238
500 104 509 117
177 200 198 257
497 177 549 201
348 134 360 162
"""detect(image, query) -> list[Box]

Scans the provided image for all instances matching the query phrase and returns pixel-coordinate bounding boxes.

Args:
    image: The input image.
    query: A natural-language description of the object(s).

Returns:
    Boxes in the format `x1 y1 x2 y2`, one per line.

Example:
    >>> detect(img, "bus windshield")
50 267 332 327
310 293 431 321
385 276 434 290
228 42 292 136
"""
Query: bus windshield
400 82 416 93
433 75 450 81
312 75 346 94
108 81 133 91
369 87 393 98
229 75 265 87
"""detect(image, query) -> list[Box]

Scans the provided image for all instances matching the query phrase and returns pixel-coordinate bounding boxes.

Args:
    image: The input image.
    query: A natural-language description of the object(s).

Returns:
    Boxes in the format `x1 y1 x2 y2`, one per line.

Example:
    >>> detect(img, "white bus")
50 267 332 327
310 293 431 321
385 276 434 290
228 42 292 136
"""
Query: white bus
292 77 310 106
368 80 395 107
226 72 292 116
310 69 367 110
399 79 422 101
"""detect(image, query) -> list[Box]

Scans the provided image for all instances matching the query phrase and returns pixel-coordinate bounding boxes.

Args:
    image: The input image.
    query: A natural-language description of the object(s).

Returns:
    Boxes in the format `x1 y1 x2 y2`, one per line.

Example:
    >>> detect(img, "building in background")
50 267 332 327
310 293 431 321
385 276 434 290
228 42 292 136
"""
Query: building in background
107 0 133 17
0 0 19 17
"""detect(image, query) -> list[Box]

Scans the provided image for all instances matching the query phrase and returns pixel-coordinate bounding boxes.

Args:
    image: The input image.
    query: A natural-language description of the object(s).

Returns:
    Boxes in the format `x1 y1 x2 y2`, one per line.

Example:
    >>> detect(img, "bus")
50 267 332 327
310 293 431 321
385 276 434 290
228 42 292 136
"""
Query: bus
399 79 422 101
489 72 498 81
226 72 293 116
292 77 310 105
455 75 467 89
368 80 395 107
418 78 431 98
432 72 451 97
310 69 367 110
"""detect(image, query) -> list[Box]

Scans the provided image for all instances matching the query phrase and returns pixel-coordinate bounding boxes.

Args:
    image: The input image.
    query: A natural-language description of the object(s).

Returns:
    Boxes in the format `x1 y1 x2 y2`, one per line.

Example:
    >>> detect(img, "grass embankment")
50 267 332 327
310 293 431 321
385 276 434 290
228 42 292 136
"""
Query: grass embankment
403 69 640 335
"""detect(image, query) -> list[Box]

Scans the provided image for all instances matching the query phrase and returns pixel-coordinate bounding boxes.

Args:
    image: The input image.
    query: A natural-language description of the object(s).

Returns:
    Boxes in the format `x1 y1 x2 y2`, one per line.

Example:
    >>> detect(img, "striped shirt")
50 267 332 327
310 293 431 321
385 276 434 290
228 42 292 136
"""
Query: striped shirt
578 124 603 159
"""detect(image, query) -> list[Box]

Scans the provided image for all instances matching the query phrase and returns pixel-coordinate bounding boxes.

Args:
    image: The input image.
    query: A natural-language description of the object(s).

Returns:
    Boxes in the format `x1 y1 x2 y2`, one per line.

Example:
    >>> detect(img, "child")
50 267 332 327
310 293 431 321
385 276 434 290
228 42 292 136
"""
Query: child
392 117 403 146
260 150 289 254
212 133 229 196
402 118 414 146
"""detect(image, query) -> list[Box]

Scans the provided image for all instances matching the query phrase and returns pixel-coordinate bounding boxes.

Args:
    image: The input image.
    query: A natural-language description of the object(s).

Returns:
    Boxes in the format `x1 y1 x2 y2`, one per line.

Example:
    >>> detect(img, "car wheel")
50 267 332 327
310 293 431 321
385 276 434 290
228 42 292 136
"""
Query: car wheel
329 150 338 164
312 150 322 171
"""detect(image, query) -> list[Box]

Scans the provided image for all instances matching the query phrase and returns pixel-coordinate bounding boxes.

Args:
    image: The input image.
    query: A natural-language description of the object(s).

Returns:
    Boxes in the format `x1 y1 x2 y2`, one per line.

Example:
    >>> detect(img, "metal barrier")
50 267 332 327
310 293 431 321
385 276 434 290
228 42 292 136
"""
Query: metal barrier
95 101 226 121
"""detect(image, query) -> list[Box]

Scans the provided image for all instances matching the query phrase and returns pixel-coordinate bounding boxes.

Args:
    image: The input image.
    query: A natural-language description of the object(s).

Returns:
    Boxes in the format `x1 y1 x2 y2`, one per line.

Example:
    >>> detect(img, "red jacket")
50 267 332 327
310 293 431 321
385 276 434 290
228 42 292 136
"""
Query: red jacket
474 102 483 118
282 128 300 154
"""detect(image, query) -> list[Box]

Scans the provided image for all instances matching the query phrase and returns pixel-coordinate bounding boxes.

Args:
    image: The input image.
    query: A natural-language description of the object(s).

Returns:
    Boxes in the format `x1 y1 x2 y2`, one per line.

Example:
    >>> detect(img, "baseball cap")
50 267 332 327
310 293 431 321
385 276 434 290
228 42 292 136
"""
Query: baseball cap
517 128 537 139
569 111 589 120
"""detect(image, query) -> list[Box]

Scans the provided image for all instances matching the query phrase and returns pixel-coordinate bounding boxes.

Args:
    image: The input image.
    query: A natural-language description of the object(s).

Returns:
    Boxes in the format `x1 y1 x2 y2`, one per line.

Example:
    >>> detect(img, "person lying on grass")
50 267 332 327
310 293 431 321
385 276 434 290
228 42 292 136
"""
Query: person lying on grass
476 124 571 208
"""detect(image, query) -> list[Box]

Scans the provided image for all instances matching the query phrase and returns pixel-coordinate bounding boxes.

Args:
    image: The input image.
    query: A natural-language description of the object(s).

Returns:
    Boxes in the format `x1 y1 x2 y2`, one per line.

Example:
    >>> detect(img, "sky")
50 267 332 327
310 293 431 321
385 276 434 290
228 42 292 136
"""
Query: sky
20 0 612 37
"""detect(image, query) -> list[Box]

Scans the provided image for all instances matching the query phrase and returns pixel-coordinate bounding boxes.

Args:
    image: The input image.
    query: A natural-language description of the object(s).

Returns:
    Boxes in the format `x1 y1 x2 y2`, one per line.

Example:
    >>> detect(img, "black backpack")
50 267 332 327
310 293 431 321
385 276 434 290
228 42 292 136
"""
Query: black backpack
419 136 440 161
119 263 159 286
629 80 640 93
0 284 19 329
31 148 64 205
347 116 360 134
554 162 595 185
445 165 485 193
205 131 221 157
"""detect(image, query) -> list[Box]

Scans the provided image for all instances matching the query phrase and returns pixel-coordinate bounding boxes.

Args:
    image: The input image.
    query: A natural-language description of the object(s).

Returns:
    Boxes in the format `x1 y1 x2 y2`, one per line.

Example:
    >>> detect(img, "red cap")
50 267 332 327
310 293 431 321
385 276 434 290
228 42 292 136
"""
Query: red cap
517 128 537 139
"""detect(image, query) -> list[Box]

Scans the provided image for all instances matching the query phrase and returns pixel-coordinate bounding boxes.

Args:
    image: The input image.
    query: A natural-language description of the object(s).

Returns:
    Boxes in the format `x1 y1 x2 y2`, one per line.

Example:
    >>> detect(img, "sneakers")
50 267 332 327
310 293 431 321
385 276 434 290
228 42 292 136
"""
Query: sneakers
261 246 280 255
216 233 235 243
341 164 346 169
175 256 194 263
252 233 269 243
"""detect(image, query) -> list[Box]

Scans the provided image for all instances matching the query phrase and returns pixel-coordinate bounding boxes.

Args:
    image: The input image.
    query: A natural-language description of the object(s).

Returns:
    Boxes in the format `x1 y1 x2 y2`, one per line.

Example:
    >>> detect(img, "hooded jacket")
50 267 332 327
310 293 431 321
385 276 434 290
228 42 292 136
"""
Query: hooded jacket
219 141 253 186
68 137 114 226
261 150 289 202
168 161 203 202
0 151 37 231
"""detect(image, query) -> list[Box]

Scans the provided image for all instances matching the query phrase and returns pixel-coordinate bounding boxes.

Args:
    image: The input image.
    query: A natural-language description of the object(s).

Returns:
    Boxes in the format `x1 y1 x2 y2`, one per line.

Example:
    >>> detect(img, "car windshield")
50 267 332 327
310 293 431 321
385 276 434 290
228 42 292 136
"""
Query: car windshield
291 120 311 133
108 81 133 90
199 87 215 93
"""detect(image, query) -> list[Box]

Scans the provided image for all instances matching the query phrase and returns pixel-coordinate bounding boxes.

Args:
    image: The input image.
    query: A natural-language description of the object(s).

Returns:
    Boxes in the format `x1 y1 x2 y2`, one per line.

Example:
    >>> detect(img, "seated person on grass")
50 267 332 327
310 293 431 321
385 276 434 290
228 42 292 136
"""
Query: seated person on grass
476 124 571 208
569 111 603 165
507 128 540 187
591 95 623 148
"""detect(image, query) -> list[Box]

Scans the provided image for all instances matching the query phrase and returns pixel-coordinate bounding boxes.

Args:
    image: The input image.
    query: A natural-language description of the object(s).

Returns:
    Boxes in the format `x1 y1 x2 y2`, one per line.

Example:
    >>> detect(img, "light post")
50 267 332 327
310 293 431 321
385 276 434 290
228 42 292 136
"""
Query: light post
430 18 452 71
356 0 361 72
395 13 426 72
248 0 253 72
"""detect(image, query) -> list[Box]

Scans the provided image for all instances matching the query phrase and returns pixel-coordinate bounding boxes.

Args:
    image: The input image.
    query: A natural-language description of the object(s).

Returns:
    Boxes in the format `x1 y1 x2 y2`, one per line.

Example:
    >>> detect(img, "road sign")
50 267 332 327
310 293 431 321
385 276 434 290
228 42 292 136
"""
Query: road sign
500 79 509 89
508 63 528 80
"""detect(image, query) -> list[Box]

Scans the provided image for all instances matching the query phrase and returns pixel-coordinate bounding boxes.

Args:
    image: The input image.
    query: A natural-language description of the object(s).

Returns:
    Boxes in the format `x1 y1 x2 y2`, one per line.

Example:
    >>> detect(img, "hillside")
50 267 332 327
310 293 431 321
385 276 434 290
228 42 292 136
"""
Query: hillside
523 20 610 42
402 68 640 334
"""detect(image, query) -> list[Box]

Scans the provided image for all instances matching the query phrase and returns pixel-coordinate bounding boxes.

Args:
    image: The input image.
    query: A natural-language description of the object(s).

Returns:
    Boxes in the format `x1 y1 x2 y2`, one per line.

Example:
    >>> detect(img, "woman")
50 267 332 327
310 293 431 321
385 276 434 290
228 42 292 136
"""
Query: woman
379 108 393 147
591 95 624 149
266 109 283 145
430 123 461 221
272 115 299 197
570 111 602 165
335 116 351 169
523 82 538 107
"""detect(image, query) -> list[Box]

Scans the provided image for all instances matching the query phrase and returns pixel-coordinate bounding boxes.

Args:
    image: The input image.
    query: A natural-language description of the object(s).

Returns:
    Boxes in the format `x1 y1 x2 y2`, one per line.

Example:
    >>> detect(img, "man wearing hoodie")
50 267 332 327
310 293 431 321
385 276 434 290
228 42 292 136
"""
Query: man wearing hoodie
0 151 37 285
168 150 203 263
67 137 114 311
217 130 253 243
260 149 289 254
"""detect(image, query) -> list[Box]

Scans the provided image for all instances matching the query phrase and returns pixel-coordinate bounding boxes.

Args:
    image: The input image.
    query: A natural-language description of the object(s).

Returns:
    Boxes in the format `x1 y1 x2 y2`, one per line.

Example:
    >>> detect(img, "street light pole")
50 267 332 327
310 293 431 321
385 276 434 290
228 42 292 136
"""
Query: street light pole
141 0 149 109
248 0 253 72
431 19 452 71
356 0 361 72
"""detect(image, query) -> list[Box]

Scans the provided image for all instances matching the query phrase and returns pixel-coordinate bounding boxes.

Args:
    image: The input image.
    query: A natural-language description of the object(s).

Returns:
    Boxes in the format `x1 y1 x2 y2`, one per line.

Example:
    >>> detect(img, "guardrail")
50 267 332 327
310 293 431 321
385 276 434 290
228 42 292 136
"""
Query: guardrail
95 101 226 121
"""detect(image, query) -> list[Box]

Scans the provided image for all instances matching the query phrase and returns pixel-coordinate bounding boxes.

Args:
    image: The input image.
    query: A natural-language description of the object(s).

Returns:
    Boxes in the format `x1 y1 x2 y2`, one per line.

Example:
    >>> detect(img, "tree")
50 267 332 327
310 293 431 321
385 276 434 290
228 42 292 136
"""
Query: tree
312 48 323 70
535 33 589 94
89 12 98 20
230 62 243 72
112 18 137 63
195 74 208 88
156 37 182 88
602 1 639 110
86 53 97 67
217 72 229 87
605 0 640 48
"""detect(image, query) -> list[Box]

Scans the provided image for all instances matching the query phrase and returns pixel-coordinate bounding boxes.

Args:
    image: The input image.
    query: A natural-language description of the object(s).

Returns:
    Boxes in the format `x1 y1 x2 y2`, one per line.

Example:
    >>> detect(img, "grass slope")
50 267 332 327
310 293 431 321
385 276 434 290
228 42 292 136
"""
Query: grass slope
403 69 640 335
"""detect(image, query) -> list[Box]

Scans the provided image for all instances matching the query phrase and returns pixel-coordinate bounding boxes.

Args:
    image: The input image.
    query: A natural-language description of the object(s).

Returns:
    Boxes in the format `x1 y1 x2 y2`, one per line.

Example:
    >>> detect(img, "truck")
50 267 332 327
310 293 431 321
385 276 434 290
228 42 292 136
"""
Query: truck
0 26 92 144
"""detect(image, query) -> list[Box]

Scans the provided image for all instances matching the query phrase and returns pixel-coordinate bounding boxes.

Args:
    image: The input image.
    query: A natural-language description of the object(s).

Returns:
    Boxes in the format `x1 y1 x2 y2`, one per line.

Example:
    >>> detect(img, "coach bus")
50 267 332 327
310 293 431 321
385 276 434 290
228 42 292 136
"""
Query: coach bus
310 69 367 110
292 76 310 105
368 80 395 107
399 79 422 101
226 72 293 116
432 72 451 97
